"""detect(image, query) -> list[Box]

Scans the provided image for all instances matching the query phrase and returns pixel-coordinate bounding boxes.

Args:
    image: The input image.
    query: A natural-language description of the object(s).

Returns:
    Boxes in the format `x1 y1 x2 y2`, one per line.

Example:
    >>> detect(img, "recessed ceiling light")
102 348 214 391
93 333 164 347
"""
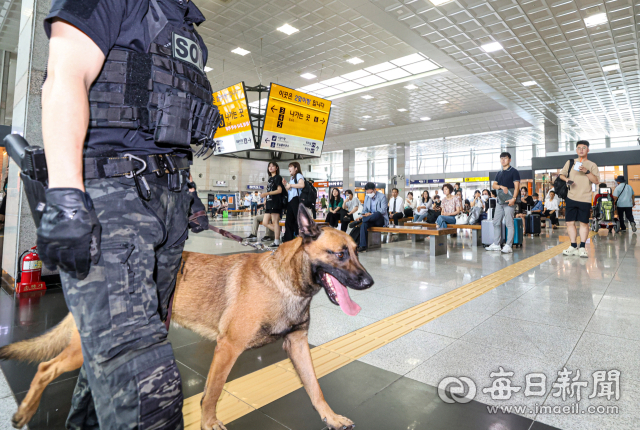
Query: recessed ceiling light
362 115 371 118
481 42 503 53
277 24 299 35
358 128 366 131
584 13 607 27
314 87 343 97
602 64 619 72
299 83 326 92
391 53 425 67
438 100 448 104
404 84 418 89
341 70 370 80
321 77 348 86
402 60 439 74
231 47 250 56
333 81 363 92
364 62 396 74
420 117 431 121
361 95 374 100
522 81 537 86
397 108 407 112
611 89 626 95
300 73 316 79
377 68 411 80
354 75 386 86
429 0 454 5
204 66 213 73
347 57 364 65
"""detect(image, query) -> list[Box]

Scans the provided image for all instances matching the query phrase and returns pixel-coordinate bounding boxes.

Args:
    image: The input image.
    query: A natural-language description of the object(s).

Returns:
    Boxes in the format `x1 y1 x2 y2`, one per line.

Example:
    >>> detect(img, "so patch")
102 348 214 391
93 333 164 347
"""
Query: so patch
172 33 204 72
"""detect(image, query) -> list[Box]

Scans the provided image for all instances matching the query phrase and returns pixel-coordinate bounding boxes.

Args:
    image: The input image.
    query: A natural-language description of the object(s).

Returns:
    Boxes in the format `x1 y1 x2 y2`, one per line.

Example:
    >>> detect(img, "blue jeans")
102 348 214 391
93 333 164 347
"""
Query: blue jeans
250 202 258 216
436 215 456 228
414 212 428 222
360 212 385 247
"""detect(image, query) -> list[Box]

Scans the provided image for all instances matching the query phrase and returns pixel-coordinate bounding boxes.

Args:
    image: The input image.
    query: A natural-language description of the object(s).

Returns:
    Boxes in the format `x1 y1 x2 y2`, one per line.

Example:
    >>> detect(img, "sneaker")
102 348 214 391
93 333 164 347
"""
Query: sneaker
501 245 513 254
246 234 257 239
268 242 280 249
357 246 367 253
563 246 578 256
578 247 588 258
485 243 502 252
632 222 637 233
262 236 274 242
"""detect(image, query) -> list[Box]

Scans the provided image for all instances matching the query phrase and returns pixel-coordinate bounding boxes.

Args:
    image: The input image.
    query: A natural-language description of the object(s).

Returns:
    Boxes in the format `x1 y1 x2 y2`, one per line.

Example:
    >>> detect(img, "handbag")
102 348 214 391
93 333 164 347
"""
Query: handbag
467 206 483 224
553 159 574 200
455 213 469 225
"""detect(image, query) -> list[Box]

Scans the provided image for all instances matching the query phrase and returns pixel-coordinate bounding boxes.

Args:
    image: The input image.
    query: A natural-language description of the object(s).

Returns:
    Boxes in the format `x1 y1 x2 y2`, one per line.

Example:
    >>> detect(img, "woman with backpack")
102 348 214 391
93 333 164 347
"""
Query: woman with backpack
282 161 305 242
261 162 284 247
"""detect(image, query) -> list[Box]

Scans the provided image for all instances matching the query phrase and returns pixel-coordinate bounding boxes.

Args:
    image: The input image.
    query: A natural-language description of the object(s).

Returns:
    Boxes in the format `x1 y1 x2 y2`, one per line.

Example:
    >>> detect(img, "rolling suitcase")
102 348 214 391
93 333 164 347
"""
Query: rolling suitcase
504 218 523 248
482 219 505 246
525 214 541 236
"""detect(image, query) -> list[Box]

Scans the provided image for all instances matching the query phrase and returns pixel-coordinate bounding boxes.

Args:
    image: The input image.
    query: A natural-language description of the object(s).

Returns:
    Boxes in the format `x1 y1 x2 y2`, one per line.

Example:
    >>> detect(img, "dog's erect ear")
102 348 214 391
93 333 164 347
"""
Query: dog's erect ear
297 203 321 240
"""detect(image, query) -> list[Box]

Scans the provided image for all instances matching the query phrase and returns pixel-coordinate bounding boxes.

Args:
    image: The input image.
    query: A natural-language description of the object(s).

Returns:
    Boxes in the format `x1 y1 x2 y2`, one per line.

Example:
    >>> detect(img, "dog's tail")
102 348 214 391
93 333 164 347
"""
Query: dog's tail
0 313 76 364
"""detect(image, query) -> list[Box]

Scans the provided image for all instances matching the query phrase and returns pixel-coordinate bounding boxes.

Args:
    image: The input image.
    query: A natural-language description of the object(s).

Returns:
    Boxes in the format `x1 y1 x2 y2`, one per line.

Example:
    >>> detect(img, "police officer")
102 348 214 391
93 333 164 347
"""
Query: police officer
38 0 218 428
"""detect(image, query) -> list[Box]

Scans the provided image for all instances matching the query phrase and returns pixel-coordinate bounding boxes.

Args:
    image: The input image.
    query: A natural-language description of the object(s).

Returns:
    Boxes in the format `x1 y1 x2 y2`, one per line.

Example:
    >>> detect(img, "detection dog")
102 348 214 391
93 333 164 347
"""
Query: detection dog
1 205 373 430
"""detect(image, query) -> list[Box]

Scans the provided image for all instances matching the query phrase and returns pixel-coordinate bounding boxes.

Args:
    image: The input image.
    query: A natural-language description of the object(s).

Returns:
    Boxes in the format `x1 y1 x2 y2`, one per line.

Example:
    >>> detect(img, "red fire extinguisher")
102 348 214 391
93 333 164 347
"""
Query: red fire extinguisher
17 246 47 294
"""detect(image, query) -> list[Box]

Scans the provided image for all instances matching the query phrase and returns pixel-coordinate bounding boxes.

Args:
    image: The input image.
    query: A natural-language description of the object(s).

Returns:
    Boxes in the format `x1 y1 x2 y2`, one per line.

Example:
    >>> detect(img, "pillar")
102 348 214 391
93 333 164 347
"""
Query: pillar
395 142 409 198
605 136 611 148
342 148 355 191
544 117 560 154
2 0 52 287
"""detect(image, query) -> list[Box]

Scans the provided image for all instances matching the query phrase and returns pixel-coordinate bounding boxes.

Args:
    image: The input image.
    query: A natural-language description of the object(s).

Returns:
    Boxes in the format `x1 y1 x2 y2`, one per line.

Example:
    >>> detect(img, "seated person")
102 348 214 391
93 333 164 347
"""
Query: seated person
246 214 275 241
404 192 417 218
542 191 559 228
433 195 442 212
341 190 360 232
435 184 462 228
413 190 433 222
356 182 389 252
210 197 221 216
326 188 344 228
388 188 404 225
518 186 534 214
516 192 543 219
216 198 228 217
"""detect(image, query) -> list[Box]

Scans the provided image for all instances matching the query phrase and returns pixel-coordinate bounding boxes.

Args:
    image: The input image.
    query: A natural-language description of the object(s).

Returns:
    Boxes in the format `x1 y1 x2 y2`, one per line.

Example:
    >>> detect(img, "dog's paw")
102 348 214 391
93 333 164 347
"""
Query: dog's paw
323 414 355 430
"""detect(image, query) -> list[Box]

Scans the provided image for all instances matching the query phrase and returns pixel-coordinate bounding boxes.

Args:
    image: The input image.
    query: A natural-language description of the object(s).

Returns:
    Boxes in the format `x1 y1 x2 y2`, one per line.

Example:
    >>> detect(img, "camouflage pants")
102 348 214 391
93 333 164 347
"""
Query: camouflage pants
60 172 191 430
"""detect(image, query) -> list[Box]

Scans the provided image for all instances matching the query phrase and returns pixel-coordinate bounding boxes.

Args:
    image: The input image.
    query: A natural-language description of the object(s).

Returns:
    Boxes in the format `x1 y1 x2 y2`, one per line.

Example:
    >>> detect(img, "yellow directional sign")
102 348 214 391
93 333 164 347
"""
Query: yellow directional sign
212 82 255 155
465 177 490 182
261 83 331 156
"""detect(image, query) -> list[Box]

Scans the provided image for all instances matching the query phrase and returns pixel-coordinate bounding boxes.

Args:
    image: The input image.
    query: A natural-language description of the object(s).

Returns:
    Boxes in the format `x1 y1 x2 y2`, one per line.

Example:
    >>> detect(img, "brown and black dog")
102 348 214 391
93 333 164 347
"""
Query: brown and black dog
1 205 373 430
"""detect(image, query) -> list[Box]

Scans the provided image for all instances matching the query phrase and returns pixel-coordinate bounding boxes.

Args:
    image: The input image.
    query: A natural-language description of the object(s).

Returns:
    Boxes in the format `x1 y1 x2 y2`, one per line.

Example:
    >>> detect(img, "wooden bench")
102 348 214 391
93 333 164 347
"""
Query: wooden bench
406 222 483 246
228 209 250 217
368 226 458 256
279 220 328 226
390 217 413 226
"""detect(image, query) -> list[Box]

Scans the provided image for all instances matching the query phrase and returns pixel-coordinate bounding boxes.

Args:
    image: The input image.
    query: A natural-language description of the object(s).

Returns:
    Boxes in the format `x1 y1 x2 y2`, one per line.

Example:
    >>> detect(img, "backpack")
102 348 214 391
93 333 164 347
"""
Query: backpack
553 159 574 200
300 178 317 209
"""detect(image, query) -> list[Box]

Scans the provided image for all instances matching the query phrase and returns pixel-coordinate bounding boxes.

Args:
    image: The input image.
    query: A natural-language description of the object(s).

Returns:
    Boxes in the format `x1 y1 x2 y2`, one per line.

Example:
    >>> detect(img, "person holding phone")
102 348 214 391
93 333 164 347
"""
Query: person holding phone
559 140 600 257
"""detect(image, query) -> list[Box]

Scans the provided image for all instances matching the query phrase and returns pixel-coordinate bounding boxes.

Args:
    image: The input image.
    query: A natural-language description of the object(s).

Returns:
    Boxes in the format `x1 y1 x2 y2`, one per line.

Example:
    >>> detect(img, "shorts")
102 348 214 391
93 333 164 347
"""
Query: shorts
565 198 591 224
265 202 282 215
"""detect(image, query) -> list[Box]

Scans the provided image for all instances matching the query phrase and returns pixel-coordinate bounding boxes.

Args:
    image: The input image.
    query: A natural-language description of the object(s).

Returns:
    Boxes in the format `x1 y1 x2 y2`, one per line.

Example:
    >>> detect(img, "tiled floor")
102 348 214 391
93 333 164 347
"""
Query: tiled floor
0 217 637 430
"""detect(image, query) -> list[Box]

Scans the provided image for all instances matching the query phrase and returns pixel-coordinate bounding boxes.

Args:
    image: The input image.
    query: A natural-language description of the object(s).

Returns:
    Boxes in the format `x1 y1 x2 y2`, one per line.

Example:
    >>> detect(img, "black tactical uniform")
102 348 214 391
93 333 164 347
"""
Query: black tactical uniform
41 0 218 428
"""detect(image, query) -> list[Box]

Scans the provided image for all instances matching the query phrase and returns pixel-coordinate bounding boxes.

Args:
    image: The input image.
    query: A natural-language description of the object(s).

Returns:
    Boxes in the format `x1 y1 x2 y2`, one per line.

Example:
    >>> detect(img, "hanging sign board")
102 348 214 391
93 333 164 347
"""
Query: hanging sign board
212 82 255 155
260 83 331 156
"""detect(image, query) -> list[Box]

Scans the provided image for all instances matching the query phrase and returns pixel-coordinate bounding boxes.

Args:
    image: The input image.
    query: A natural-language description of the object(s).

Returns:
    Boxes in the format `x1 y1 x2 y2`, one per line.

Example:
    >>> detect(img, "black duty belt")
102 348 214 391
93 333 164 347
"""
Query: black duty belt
84 153 190 200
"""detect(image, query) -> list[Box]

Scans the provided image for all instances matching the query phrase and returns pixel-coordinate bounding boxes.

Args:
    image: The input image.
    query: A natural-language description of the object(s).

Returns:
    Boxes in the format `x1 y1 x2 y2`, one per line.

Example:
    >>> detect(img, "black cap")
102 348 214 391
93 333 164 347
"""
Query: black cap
364 182 376 191
615 175 625 183
576 140 590 147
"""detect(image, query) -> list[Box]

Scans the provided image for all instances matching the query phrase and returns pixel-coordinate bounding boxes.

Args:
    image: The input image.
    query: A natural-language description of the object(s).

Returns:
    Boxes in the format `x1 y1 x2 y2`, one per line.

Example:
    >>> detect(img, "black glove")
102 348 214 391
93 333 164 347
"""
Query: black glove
36 188 102 280
188 189 208 233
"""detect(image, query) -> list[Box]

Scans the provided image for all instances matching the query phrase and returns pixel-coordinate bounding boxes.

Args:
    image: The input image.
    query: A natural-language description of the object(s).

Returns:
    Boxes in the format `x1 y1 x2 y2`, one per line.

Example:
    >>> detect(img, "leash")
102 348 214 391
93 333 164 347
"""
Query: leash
189 210 267 251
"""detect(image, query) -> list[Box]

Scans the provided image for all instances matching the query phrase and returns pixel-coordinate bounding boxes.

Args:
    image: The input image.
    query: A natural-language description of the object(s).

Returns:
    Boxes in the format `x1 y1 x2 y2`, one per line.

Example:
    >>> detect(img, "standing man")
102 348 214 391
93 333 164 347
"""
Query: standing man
355 182 388 252
559 140 600 257
38 1 218 428
388 188 404 226
613 175 636 232
251 191 260 216
486 152 520 254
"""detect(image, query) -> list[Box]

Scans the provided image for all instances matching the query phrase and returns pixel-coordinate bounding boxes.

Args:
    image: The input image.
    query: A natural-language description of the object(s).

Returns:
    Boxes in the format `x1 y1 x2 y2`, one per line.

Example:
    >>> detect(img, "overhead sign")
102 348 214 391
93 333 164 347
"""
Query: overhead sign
465 177 490 182
212 82 255 155
247 185 264 190
355 181 386 189
214 181 227 187
410 179 428 185
314 181 343 188
260 83 331 156
429 179 445 184
445 178 464 183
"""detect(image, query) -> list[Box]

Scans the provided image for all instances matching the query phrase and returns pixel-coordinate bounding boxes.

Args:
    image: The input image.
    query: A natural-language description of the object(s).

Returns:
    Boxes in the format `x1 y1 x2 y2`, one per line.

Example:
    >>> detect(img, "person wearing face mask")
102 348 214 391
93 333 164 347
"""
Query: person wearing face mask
518 186 534 214
481 189 491 211
516 192 543 219
355 182 389 252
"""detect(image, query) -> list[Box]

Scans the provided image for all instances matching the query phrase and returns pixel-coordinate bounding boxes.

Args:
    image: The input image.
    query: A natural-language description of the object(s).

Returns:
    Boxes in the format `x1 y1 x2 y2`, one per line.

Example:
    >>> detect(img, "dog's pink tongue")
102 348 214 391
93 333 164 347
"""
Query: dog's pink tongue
328 274 361 316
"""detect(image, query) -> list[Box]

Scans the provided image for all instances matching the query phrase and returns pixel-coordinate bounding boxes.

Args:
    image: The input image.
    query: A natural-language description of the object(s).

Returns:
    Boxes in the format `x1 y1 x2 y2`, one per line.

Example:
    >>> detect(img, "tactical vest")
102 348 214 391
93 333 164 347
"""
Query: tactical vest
87 0 220 150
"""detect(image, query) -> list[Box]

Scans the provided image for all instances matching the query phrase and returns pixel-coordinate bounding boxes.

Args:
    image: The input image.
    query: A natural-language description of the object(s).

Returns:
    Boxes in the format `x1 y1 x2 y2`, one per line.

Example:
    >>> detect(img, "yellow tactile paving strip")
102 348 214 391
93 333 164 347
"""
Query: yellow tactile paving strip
183 235 589 428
